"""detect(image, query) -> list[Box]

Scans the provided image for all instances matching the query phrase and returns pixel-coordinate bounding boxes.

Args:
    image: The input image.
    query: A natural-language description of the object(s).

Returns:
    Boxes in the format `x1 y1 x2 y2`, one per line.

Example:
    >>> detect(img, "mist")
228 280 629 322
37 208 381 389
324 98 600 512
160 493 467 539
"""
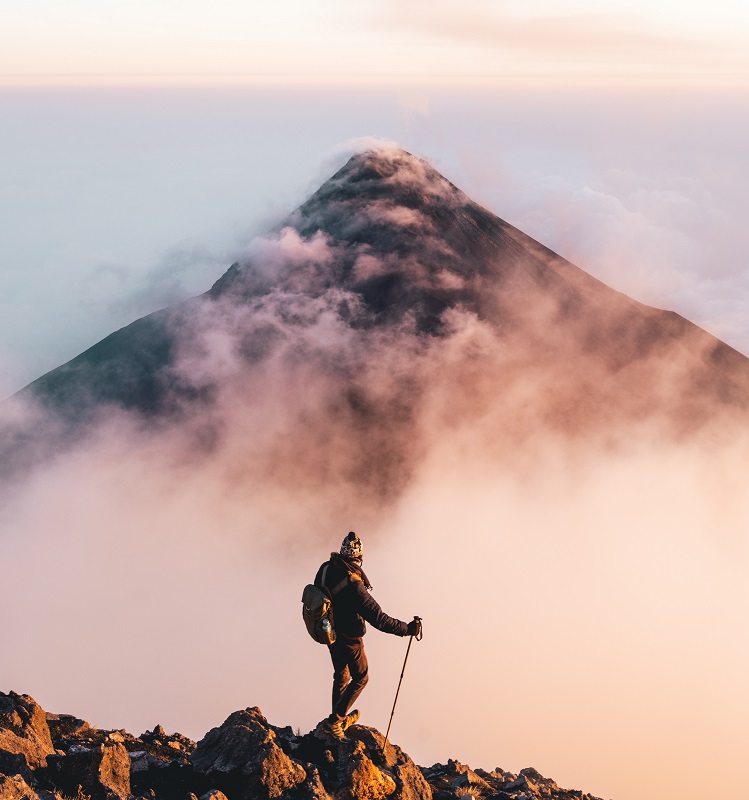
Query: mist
2 99 749 800
2 377 748 800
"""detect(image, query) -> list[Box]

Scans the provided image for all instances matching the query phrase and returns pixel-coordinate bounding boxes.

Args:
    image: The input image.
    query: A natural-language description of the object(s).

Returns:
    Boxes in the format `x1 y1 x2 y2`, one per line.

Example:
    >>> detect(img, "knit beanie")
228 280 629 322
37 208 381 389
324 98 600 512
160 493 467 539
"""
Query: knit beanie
340 531 363 561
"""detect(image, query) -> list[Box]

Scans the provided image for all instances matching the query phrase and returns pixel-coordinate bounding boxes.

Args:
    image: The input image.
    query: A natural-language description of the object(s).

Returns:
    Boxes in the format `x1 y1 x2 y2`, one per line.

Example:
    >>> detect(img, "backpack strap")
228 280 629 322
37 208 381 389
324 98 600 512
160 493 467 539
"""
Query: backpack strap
330 575 350 596
320 562 358 597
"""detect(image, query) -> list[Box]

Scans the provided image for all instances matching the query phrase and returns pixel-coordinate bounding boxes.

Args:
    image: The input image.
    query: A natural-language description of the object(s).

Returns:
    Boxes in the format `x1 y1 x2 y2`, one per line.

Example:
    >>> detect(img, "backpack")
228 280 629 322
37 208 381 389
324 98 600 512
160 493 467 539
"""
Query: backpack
301 563 351 645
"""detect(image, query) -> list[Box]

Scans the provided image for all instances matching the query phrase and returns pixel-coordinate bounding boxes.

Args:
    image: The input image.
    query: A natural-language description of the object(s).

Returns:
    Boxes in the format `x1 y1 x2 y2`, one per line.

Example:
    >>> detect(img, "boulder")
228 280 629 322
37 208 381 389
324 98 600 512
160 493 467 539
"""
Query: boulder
501 767 561 799
47 743 131 800
198 791 229 800
129 755 200 800
0 774 40 800
191 708 306 800
129 751 164 774
46 713 92 749
348 727 432 800
451 769 491 793
296 765 331 800
336 740 396 800
139 726 196 763
0 750 33 784
0 693 55 770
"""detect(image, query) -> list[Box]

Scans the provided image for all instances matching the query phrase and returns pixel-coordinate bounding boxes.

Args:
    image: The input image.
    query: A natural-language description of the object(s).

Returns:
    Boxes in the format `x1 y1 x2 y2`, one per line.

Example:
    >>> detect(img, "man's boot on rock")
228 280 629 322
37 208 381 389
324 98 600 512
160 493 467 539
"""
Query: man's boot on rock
342 709 360 731
324 715 345 740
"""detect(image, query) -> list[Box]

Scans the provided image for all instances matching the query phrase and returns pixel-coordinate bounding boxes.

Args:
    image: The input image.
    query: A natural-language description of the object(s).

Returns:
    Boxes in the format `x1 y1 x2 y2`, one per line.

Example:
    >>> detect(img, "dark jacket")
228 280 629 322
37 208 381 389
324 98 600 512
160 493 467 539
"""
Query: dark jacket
315 554 408 641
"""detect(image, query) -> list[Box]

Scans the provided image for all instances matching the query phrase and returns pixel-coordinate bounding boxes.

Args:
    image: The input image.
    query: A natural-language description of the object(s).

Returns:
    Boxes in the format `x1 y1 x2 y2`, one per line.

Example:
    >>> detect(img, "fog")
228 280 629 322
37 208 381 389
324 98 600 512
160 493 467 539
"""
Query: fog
2 95 749 800
2 382 748 800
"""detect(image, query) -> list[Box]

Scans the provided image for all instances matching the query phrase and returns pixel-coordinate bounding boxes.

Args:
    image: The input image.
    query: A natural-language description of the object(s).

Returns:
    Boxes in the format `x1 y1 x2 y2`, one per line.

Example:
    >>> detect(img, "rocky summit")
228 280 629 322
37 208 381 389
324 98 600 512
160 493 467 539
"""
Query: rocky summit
0 692 605 800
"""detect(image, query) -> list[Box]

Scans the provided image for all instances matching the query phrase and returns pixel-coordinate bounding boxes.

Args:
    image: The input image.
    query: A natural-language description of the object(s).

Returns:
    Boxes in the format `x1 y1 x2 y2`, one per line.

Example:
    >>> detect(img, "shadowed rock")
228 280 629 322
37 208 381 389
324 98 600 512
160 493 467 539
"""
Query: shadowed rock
0 751 34 787
191 708 306 800
46 743 131 800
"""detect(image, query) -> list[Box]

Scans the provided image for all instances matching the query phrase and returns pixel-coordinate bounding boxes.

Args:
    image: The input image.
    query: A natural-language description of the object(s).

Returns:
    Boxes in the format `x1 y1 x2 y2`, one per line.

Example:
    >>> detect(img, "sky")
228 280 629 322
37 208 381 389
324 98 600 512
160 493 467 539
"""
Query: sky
2 4 749 800
3 0 749 87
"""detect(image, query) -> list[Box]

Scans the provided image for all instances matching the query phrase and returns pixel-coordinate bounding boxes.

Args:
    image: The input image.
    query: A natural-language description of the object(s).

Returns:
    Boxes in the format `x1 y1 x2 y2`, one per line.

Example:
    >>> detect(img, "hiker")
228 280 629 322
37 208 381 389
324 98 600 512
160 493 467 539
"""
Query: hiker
315 531 422 739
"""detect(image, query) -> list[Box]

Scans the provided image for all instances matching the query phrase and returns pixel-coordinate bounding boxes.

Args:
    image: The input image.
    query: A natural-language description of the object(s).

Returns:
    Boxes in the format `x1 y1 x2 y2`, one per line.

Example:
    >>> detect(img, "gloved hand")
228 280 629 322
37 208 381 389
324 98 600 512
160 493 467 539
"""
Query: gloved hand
407 617 422 638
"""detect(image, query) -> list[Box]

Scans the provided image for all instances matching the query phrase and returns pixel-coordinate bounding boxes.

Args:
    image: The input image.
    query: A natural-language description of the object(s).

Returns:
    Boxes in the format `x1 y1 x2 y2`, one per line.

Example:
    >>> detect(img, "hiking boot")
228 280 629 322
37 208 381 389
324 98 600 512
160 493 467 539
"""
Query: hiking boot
324 716 345 740
341 709 360 731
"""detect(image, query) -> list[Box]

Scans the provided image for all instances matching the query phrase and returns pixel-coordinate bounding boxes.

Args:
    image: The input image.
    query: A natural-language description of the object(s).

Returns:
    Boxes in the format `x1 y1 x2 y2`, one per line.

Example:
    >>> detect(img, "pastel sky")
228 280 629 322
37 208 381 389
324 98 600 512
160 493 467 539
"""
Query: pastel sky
3 0 749 86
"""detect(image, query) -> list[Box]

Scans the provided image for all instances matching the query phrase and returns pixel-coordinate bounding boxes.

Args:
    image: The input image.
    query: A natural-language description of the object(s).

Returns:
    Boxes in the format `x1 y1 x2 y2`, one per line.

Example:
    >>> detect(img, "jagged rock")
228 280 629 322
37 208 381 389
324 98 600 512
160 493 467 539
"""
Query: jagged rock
128 751 201 800
422 762 605 800
0 773 40 800
127 727 199 800
198 791 229 800
502 767 560 799
46 714 92 747
47 742 131 800
191 708 306 800
47 714 132 756
297 765 331 800
138 727 196 764
130 752 164 774
421 761 472 799
452 768 491 793
0 693 55 770
0 750 33 784
347 727 431 800
337 740 396 800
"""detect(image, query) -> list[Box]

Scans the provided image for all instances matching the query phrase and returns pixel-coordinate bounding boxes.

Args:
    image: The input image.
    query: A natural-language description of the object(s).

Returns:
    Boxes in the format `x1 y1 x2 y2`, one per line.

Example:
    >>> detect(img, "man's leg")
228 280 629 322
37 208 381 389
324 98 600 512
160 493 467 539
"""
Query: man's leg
329 641 351 716
332 639 368 719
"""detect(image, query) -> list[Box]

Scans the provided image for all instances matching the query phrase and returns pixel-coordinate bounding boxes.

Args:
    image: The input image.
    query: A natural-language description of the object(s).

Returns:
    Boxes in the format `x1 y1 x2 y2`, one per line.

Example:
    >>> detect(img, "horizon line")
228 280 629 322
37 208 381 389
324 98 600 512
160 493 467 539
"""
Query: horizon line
2 72 749 91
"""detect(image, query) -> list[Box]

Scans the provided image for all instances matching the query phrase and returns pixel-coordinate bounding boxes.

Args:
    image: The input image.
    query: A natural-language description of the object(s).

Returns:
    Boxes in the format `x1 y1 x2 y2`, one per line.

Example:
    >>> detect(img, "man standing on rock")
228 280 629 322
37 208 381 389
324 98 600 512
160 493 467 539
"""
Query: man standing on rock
315 531 422 740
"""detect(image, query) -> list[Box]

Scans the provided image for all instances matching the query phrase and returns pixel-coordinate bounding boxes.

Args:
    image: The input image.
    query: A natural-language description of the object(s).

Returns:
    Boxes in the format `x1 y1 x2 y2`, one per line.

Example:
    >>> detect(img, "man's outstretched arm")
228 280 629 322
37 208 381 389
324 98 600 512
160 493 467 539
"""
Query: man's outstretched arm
353 581 409 636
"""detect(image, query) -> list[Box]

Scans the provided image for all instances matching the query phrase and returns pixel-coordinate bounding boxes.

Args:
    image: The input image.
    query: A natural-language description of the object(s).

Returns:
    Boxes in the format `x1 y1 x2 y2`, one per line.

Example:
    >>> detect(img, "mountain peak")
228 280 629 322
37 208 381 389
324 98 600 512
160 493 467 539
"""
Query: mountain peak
209 144 482 328
302 145 469 215
6 145 749 484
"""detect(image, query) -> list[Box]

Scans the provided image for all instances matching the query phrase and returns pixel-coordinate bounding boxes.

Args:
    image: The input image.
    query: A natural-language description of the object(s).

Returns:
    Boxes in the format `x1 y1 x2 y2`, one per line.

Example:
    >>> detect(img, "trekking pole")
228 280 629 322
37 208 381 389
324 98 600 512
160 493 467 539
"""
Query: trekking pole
382 616 422 754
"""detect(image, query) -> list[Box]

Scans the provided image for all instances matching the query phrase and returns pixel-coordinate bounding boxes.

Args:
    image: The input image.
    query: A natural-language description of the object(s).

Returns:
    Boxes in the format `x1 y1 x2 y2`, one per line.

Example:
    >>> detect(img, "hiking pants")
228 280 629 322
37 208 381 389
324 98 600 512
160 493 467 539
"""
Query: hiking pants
329 636 368 719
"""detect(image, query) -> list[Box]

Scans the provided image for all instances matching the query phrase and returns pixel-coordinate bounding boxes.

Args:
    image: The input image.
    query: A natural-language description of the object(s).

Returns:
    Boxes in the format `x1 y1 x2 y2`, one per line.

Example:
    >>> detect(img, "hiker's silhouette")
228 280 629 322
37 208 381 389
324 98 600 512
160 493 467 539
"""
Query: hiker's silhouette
313 531 421 739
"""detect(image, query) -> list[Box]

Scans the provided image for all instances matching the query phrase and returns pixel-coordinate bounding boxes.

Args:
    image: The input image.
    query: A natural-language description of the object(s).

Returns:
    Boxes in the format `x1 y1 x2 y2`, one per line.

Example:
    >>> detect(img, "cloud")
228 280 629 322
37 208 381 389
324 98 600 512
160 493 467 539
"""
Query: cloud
2 146 749 800
2 309 749 800
87 241 232 322
477 164 749 358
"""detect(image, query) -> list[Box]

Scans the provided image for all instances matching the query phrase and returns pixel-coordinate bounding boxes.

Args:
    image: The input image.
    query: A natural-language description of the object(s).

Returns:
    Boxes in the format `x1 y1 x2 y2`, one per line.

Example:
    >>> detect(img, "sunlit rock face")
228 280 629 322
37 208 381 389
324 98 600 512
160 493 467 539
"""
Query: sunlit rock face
4 146 749 496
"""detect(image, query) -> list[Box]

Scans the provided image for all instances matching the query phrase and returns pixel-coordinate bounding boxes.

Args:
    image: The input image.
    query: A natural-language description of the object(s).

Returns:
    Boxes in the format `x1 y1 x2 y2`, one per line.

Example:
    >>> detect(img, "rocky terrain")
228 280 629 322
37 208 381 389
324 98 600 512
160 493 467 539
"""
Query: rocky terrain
0 692 604 800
